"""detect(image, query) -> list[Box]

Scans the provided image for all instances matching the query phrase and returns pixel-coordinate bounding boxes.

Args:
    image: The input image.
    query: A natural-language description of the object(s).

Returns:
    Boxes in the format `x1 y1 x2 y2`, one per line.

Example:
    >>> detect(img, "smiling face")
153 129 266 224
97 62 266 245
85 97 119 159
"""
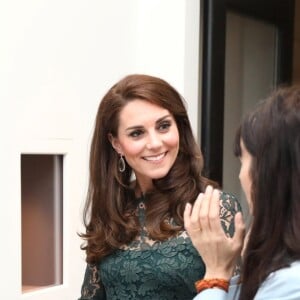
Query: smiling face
239 140 253 214
110 99 180 192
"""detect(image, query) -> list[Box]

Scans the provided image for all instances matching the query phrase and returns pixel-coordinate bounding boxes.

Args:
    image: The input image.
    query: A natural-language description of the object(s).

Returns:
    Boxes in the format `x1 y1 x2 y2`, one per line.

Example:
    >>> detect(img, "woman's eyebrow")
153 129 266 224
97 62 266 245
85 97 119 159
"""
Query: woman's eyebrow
156 114 172 123
125 114 172 132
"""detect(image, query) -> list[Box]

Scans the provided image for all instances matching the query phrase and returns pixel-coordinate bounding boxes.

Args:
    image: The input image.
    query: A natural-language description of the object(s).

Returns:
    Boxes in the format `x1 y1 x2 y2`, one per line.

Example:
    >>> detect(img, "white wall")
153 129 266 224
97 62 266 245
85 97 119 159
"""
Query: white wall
0 0 201 299
134 0 201 134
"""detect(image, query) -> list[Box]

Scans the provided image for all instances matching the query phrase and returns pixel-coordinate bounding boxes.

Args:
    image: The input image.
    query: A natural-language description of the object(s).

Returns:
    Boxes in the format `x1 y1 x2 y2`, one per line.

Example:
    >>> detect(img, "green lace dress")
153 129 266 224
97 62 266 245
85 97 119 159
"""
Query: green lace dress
79 192 241 300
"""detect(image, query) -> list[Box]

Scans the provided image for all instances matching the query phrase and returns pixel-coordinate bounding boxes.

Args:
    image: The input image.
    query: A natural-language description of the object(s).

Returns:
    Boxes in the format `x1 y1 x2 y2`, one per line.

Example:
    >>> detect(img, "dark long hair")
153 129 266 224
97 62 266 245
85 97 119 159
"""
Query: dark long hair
80 74 217 263
234 86 300 299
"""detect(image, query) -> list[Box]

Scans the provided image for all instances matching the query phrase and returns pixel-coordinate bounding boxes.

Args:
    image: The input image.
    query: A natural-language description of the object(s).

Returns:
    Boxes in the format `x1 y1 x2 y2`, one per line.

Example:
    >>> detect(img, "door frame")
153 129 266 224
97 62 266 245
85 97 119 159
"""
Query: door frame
201 0 295 185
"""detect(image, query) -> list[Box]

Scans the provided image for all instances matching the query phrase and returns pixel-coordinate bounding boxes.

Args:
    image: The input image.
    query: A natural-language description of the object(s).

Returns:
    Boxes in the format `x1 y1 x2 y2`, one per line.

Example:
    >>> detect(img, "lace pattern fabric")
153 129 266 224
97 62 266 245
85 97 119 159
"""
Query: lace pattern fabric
79 192 241 300
80 264 106 299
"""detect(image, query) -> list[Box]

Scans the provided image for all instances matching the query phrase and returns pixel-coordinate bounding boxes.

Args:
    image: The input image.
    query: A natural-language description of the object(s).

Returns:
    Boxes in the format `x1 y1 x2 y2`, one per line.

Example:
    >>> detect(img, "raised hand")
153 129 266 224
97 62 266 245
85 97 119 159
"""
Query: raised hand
184 185 245 280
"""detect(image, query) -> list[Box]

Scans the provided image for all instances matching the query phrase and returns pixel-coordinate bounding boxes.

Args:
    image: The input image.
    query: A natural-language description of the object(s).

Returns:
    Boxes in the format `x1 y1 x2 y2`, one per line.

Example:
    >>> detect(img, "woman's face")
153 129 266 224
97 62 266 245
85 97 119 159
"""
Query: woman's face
111 99 180 192
239 139 253 214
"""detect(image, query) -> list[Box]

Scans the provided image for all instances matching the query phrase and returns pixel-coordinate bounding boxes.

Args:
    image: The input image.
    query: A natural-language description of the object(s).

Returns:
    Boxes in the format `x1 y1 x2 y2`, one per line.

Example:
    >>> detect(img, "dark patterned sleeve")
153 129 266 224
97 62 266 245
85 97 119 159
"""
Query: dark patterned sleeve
78 264 106 300
219 192 242 238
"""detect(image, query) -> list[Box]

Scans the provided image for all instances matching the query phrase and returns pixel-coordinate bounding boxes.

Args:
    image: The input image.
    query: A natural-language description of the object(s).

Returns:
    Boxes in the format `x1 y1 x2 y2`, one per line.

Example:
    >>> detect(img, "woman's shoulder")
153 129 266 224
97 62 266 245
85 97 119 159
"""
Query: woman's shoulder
269 261 300 279
220 190 240 204
218 191 242 237
256 261 300 299
219 190 242 214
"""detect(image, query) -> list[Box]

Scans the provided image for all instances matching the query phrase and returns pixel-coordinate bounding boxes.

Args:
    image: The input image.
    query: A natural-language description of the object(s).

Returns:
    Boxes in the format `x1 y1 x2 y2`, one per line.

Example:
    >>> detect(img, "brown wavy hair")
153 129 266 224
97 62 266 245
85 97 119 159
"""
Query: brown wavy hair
80 74 217 263
234 86 300 299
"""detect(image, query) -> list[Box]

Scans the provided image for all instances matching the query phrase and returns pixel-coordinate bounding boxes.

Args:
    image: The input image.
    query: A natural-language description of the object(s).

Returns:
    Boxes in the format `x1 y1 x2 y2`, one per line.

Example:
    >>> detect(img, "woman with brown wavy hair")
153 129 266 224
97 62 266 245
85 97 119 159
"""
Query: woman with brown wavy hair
185 86 300 299
78 74 241 300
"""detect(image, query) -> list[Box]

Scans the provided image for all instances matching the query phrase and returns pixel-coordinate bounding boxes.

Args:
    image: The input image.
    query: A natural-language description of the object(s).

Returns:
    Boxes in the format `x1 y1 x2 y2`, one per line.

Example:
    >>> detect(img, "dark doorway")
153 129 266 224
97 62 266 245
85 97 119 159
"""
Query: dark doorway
201 0 295 187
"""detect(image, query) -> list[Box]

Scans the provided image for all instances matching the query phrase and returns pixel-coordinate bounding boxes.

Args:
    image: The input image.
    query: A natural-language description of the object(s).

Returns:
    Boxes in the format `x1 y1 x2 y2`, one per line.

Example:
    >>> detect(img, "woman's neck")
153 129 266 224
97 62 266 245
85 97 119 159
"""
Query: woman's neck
134 180 153 197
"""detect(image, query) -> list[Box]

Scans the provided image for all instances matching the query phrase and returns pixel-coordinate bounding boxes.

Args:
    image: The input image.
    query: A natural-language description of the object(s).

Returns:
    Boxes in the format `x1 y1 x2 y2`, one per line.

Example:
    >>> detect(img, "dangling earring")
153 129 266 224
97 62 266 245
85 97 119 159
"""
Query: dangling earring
118 154 126 172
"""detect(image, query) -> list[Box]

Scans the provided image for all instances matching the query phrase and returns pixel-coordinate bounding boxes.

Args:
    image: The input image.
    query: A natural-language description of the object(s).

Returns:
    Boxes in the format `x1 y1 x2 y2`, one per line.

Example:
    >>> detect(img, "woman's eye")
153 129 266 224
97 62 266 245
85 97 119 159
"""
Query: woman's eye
158 121 171 131
129 130 144 138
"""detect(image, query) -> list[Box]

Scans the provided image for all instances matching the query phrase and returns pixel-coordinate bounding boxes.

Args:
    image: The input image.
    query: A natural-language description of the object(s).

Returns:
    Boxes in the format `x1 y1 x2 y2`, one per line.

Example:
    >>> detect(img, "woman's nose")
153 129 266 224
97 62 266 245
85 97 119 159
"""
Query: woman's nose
146 133 162 149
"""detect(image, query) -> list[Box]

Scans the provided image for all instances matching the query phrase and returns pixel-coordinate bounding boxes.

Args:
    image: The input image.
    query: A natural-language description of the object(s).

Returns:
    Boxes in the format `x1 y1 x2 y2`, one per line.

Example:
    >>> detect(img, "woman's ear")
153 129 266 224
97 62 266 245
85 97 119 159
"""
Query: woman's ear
108 133 122 154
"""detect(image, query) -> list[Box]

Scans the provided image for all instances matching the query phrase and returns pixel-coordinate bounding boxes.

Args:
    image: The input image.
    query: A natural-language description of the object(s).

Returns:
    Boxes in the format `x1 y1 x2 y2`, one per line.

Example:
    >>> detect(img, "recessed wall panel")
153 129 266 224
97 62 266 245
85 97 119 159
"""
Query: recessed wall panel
21 154 63 293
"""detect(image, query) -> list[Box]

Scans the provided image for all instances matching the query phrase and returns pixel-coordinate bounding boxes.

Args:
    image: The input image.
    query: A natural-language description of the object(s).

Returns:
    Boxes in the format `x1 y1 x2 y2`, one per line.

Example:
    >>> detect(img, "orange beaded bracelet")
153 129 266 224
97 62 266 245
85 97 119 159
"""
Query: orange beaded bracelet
195 278 229 293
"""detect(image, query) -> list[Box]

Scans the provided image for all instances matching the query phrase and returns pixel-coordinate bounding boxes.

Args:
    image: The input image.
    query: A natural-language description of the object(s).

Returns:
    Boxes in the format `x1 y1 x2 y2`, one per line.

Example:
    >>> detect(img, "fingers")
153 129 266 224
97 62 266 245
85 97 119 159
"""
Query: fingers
199 185 213 231
184 193 204 233
183 202 192 220
200 186 213 216
183 202 193 230
208 189 224 234
200 185 223 233
184 185 222 235
190 193 204 228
